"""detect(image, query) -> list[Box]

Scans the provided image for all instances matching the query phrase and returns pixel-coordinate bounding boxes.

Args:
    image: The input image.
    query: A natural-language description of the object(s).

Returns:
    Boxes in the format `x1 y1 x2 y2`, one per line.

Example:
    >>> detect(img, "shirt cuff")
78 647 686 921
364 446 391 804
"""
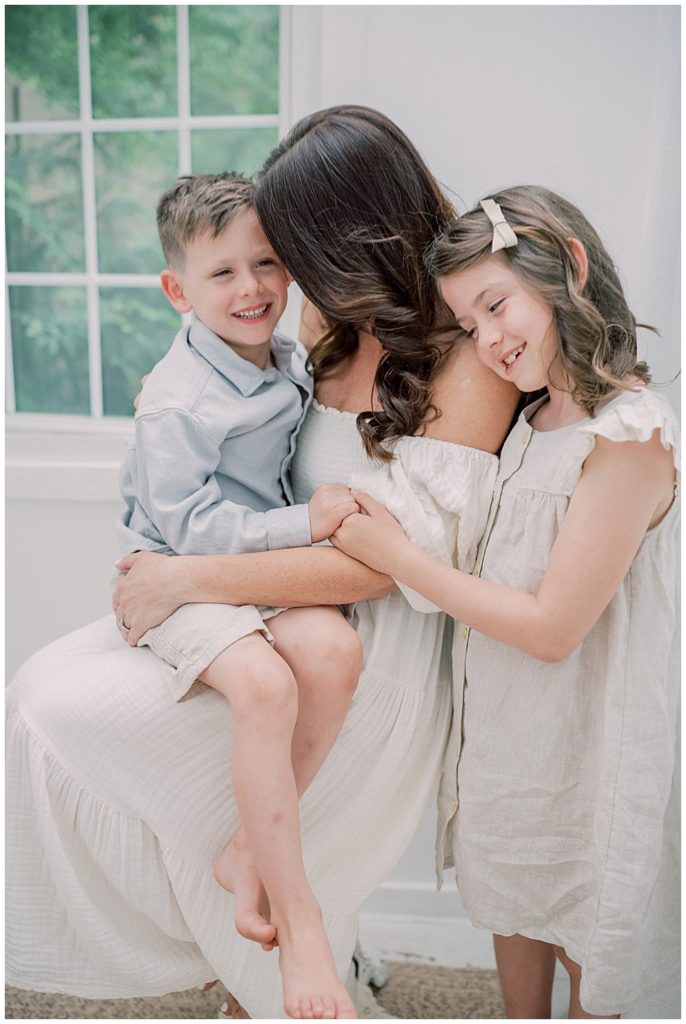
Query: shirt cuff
265 503 312 550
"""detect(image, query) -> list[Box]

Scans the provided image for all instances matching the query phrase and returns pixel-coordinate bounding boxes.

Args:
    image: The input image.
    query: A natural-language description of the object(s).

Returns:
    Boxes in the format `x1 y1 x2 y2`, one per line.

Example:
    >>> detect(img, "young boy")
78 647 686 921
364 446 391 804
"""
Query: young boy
115 173 359 1019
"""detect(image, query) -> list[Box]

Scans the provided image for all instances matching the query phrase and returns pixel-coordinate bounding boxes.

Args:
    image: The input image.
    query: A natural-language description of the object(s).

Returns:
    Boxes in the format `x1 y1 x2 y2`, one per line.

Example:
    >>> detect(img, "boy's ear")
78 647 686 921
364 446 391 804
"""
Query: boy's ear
160 269 193 313
284 267 294 285
567 237 589 291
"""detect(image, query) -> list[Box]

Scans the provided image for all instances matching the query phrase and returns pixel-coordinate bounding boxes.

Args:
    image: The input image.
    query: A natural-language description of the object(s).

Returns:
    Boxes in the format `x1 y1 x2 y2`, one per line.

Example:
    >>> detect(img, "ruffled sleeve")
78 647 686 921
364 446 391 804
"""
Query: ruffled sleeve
573 388 680 488
350 437 498 612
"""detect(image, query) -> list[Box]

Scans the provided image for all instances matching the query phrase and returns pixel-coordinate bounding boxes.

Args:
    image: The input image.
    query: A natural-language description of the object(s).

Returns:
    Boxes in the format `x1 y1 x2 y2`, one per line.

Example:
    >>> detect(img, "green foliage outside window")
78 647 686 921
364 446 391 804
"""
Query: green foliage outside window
5 5 281 418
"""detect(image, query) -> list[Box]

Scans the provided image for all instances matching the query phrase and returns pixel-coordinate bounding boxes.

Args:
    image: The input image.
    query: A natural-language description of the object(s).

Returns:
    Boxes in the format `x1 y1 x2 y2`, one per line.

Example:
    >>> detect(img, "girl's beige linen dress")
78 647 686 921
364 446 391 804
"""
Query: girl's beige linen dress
440 387 680 1016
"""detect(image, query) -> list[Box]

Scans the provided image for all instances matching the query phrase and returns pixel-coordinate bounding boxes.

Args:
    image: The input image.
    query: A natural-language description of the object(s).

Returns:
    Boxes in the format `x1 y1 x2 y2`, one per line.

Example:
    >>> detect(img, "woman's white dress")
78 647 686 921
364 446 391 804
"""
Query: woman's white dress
439 388 680 1016
6 400 497 1018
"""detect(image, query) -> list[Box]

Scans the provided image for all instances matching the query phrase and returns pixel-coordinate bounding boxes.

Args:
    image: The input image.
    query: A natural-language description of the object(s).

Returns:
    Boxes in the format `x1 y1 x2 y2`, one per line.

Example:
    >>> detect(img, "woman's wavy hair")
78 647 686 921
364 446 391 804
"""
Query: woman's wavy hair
425 186 652 414
255 105 456 460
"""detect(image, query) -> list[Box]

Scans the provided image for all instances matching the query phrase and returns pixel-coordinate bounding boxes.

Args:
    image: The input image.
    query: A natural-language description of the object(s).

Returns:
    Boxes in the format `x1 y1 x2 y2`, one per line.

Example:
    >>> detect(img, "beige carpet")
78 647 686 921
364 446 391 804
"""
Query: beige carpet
6 964 506 1019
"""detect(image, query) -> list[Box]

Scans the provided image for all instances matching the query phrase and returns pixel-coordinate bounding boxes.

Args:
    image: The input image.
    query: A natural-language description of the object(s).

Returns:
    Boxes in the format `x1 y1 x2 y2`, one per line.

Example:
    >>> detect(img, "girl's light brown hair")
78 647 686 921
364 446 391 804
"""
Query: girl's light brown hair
425 186 652 414
255 105 456 460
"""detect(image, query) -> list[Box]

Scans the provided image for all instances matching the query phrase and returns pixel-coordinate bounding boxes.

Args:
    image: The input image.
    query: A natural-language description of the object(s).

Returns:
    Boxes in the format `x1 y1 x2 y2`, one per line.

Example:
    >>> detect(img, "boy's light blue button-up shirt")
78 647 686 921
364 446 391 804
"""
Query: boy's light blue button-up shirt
117 314 313 557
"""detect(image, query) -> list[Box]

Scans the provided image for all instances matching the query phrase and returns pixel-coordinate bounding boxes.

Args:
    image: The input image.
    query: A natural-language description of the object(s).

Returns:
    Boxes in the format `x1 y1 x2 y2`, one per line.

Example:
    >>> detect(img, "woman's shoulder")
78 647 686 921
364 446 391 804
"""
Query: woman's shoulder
423 339 519 452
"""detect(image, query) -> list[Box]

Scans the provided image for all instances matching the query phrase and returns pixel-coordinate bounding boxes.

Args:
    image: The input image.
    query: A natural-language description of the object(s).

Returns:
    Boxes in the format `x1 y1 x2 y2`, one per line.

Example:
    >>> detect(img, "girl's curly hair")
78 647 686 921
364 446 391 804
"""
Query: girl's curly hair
425 185 652 414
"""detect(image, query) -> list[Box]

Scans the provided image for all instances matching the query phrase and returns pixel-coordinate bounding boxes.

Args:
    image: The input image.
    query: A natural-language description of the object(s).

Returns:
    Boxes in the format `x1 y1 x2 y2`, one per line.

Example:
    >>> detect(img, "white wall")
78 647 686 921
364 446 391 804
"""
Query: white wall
288 5 680 410
6 3 681 949
286 1 681 918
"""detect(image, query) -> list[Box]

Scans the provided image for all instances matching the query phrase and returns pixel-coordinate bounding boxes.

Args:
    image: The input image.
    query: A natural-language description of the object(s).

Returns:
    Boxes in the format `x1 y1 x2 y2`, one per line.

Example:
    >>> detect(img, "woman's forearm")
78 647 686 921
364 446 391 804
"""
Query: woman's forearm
180 545 394 607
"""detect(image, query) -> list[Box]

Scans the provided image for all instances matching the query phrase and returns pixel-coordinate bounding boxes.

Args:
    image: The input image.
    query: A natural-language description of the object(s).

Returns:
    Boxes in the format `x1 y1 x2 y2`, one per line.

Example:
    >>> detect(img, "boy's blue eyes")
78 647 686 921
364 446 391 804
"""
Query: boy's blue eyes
212 259 276 278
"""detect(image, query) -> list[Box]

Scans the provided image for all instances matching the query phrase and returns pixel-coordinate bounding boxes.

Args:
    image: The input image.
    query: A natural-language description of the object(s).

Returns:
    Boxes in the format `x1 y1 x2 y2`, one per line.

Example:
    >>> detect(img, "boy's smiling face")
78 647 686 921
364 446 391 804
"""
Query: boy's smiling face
161 206 291 367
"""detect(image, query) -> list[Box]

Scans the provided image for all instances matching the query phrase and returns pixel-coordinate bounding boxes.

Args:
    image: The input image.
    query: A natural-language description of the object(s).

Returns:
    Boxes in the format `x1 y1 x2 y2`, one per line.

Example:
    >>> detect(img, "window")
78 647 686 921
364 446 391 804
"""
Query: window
5 4 284 420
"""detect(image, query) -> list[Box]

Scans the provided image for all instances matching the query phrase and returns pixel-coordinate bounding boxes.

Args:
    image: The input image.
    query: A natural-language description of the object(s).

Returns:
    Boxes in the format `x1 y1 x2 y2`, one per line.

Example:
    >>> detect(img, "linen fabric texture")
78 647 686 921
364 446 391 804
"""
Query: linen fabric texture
439 387 680 1016
6 398 496 1018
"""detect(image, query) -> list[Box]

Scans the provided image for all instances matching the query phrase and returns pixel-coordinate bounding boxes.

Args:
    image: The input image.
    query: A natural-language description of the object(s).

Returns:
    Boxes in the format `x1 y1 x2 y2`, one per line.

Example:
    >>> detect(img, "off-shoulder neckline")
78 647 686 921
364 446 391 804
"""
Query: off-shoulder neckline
310 398 498 460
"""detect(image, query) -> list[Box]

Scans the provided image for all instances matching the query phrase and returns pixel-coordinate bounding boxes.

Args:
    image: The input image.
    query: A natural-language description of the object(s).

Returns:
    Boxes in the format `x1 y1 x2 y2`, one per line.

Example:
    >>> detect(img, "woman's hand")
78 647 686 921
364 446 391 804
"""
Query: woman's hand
112 551 187 645
133 373 151 411
331 492 414 575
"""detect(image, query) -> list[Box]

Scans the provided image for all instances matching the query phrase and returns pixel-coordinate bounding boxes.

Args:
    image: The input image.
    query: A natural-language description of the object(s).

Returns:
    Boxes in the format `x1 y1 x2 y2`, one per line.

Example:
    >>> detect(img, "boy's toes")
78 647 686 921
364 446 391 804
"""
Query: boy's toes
309 996 324 1018
299 996 314 1019
337 997 356 1020
320 995 336 1019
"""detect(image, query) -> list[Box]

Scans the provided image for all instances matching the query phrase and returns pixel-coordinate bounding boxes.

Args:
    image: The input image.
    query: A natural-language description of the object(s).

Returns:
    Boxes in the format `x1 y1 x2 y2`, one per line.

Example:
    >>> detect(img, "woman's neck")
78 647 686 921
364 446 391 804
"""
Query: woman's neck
314 330 383 414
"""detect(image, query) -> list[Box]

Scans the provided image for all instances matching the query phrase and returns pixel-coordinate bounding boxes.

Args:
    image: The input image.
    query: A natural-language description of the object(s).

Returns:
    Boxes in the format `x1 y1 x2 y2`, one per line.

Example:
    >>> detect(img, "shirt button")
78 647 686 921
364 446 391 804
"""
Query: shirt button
451 799 458 811
521 431 530 444
461 626 469 639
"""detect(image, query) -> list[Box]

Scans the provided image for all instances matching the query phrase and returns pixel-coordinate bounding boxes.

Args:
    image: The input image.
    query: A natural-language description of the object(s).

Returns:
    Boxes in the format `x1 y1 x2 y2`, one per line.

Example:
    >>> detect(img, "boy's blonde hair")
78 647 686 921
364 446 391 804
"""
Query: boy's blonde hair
157 172 256 269
426 186 652 414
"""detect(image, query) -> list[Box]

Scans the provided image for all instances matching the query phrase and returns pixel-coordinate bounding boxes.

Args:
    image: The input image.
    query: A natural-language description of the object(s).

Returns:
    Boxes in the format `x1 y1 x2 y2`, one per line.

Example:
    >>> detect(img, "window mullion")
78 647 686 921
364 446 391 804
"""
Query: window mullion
279 6 292 137
5 282 16 413
77 5 104 419
177 5 192 175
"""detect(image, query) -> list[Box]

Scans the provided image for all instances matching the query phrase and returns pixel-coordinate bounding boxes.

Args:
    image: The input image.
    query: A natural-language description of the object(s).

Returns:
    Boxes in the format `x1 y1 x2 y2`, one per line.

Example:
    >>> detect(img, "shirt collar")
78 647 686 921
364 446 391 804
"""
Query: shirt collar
188 313 296 396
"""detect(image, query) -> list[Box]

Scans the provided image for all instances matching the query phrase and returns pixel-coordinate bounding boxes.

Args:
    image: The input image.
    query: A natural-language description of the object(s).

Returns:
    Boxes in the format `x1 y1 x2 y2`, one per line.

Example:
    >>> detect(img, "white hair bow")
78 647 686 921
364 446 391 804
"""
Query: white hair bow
480 198 518 253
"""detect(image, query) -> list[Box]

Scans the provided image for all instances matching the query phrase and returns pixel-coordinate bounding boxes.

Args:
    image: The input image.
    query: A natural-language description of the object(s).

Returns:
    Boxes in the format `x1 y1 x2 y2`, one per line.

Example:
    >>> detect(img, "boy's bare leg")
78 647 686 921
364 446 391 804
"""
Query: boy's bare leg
215 608 362 948
493 933 556 1018
201 632 355 1019
554 946 620 1019
272 607 362 790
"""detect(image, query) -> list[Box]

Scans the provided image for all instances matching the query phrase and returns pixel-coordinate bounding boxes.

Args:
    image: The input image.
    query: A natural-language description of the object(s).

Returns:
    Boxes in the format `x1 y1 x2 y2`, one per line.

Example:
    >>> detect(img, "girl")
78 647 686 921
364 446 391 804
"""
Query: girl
331 186 680 1019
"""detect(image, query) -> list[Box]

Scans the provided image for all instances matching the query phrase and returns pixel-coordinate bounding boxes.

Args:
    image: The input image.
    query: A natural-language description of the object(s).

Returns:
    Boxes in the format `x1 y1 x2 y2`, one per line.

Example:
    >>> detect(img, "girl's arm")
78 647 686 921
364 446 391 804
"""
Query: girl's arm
332 431 675 663
114 546 393 646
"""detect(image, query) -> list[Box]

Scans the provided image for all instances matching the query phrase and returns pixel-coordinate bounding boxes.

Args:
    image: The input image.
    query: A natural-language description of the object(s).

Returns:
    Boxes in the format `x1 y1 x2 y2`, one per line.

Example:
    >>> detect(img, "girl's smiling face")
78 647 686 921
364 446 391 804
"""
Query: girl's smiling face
439 254 558 393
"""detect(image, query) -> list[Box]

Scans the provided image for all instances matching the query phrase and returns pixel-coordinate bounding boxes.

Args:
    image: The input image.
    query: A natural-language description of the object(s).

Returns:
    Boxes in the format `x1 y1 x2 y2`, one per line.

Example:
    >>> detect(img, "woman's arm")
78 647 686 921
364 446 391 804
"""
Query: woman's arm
332 432 674 662
114 546 393 646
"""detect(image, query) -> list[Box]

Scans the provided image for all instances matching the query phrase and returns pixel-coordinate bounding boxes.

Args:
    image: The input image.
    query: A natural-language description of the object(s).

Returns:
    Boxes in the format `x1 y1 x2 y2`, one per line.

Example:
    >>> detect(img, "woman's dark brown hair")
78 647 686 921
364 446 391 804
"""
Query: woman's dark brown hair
426 186 651 414
255 105 456 460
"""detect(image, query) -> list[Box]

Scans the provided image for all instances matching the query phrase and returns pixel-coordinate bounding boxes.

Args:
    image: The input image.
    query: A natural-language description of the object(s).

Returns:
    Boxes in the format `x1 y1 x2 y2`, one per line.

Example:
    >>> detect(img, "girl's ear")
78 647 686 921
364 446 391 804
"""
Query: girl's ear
567 237 589 291
160 269 193 313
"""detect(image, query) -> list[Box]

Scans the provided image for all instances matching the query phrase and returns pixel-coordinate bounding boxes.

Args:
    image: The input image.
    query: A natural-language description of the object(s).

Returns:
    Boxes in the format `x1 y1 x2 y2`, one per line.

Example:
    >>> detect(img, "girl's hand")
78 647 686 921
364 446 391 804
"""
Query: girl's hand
112 551 186 645
331 492 413 575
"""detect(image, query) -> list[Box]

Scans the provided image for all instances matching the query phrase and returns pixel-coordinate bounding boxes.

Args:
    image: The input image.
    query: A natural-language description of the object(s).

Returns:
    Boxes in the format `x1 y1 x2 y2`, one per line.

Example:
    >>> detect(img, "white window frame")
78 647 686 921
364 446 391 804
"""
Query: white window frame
6 5 300 501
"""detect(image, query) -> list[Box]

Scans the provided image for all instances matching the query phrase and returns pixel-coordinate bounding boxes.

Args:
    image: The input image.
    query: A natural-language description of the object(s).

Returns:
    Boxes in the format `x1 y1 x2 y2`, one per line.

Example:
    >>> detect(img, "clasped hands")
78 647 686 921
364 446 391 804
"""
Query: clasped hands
112 485 408 647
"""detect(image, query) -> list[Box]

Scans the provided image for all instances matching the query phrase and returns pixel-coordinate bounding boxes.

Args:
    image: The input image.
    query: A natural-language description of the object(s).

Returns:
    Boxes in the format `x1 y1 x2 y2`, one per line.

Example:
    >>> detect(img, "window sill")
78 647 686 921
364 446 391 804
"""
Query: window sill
6 414 132 502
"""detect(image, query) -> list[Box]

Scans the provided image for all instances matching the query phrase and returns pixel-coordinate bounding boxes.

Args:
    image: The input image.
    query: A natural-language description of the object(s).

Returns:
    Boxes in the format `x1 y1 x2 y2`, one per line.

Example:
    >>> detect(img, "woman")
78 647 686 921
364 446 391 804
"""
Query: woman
6 106 516 1019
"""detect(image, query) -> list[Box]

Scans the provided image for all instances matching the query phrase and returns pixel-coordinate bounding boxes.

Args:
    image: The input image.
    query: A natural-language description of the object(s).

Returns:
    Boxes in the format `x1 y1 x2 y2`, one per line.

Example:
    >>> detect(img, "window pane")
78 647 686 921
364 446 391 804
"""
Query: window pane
6 133 85 273
5 6 79 122
10 286 90 414
95 131 178 274
189 6 279 116
89 6 177 119
101 287 180 417
192 127 278 177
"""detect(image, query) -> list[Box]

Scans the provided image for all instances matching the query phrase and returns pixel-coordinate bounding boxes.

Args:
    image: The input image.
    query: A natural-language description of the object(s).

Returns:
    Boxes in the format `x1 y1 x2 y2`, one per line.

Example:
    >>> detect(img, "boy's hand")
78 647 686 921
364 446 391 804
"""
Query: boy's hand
308 484 360 543
331 492 413 574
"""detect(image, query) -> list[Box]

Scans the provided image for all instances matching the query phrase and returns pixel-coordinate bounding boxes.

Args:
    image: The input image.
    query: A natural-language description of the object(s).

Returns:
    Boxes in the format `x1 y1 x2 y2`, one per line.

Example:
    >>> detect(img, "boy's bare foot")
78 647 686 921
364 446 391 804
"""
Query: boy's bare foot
214 837 277 951
277 907 356 1019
